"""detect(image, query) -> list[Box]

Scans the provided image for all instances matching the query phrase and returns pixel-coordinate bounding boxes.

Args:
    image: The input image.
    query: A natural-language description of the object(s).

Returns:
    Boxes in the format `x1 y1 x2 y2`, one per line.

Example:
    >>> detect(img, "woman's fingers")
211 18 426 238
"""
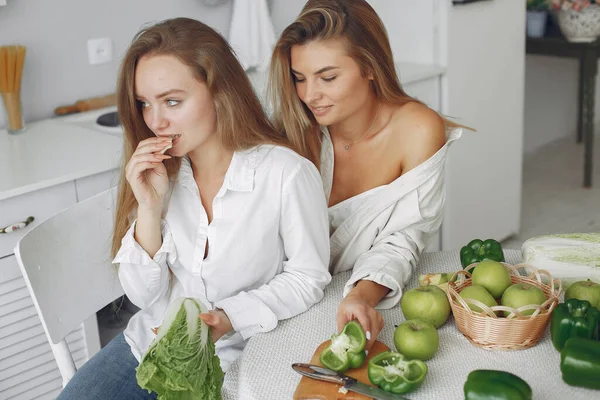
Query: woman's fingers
198 312 219 326
336 304 383 351
126 154 170 179
353 312 374 351
136 138 173 155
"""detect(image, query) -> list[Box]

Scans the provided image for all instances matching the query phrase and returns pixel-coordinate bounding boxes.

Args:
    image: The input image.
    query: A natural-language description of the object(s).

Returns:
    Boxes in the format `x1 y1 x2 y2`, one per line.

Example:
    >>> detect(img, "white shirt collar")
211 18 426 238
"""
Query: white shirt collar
177 147 264 194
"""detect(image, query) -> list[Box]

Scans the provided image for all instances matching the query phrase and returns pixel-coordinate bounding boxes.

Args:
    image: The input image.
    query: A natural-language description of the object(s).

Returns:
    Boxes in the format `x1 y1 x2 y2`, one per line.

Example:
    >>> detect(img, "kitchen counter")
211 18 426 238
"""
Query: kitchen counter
222 250 594 400
0 61 444 202
0 119 122 200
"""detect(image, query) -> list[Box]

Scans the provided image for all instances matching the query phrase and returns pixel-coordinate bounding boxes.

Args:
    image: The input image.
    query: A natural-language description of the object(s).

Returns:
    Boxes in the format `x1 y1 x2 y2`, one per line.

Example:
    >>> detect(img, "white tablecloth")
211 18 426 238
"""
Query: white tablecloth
222 250 595 400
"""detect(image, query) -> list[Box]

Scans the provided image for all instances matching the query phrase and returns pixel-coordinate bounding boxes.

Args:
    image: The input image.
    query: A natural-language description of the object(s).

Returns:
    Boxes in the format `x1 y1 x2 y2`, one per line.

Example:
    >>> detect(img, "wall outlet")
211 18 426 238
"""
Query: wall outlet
87 37 113 65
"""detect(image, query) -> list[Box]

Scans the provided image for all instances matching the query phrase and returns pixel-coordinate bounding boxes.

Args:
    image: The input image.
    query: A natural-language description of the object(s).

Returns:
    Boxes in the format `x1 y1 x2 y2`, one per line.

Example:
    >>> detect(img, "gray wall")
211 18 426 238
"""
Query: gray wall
0 0 439 129
0 0 234 128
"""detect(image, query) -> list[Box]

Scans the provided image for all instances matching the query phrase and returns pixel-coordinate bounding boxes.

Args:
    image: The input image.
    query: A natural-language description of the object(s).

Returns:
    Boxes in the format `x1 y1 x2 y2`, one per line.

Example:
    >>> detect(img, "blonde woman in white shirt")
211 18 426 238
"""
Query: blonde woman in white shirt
269 0 464 351
57 17 330 400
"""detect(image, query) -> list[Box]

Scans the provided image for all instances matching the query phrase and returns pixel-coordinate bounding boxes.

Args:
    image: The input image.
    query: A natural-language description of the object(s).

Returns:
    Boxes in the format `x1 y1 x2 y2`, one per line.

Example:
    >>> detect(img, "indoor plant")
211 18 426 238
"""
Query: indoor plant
550 0 600 42
527 0 549 38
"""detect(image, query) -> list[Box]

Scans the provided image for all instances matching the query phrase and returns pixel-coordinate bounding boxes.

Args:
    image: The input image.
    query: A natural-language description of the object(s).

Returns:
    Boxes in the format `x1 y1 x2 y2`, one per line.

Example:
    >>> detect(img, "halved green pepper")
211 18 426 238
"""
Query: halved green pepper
550 298 600 351
464 370 532 400
319 321 366 372
367 351 427 394
560 337 600 390
460 239 505 268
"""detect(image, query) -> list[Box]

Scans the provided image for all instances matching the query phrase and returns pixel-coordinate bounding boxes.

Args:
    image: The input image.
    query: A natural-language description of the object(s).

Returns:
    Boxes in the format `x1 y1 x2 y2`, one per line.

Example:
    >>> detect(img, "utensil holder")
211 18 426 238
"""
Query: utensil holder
1 91 26 134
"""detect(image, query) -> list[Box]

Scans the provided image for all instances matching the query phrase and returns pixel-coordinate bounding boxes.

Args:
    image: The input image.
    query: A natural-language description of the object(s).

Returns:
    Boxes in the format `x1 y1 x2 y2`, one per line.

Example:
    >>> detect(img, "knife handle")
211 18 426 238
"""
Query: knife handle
291 363 357 385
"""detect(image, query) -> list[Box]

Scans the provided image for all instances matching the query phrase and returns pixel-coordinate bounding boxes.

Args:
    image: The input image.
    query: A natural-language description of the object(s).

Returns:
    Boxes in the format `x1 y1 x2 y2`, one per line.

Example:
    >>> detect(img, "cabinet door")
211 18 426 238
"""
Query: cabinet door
443 1 524 249
0 182 77 258
75 170 118 202
0 255 94 400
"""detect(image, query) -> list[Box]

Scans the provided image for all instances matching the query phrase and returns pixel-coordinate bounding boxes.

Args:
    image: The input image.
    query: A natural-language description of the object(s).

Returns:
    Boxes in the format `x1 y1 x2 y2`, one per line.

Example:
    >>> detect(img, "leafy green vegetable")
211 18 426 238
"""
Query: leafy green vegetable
136 297 223 400
522 233 600 288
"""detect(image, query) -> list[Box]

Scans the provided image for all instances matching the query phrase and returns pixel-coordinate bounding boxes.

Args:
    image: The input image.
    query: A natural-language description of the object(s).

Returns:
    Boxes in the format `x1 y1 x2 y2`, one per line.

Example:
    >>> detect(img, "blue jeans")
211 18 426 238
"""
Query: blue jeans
57 333 157 400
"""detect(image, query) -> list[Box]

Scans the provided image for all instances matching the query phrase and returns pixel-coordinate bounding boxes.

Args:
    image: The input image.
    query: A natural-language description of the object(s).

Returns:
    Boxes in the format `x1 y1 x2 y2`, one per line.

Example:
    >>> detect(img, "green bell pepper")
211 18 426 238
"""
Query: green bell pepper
460 239 505 268
319 321 366 372
560 337 600 390
464 370 532 400
550 298 600 351
367 351 427 394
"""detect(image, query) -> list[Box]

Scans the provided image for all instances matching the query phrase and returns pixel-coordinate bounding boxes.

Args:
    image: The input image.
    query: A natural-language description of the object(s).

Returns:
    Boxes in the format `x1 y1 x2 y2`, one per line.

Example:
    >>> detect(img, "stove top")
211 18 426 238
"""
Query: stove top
56 106 123 137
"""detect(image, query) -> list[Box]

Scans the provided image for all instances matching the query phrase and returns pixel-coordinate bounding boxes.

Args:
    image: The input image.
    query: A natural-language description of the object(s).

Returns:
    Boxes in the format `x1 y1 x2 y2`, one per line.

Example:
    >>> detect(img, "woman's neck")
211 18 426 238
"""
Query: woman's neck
188 136 234 181
328 97 380 142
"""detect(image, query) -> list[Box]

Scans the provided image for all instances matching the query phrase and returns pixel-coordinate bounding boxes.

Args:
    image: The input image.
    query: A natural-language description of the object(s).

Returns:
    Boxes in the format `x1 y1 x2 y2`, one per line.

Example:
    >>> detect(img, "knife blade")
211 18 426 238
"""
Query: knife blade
292 363 410 400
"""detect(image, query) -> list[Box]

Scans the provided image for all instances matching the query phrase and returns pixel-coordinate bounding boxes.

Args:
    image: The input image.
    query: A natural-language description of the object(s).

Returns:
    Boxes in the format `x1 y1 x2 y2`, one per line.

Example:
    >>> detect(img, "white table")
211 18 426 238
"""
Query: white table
222 250 595 400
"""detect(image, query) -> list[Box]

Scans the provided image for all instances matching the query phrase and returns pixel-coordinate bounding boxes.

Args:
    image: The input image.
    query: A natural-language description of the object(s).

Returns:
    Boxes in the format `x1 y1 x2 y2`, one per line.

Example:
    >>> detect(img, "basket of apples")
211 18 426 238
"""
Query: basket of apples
447 260 563 350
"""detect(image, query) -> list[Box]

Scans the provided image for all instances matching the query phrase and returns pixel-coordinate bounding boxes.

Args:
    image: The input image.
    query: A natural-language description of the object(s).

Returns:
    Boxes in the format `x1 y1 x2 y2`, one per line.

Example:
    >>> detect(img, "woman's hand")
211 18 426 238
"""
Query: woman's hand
336 281 389 350
199 309 233 342
125 137 173 211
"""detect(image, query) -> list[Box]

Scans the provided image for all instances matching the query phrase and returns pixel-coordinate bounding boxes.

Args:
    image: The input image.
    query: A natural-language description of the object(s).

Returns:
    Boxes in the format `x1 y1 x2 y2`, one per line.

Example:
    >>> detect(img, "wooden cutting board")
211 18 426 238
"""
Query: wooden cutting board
293 339 390 400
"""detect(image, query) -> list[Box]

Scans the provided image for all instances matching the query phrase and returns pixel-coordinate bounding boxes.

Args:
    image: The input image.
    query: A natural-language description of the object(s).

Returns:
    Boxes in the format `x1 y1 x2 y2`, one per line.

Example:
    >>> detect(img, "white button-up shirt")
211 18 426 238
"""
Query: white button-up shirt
113 145 331 371
321 127 462 308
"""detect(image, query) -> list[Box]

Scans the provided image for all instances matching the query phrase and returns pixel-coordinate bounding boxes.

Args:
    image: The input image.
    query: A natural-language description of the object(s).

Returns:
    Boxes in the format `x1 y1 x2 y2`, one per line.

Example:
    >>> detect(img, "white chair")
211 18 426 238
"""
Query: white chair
14 188 124 387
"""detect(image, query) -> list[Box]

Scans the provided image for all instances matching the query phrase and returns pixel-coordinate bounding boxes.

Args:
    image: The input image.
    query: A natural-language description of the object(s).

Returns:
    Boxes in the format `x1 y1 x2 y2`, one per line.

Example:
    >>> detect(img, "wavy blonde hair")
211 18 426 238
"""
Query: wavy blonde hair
269 0 464 167
112 17 288 257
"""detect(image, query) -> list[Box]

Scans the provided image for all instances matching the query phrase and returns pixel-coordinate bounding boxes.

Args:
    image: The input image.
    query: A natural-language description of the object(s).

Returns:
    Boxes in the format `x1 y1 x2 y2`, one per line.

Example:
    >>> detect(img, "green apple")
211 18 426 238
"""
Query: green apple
565 280 600 310
400 285 451 328
501 283 547 317
394 319 439 361
471 260 512 298
459 285 498 315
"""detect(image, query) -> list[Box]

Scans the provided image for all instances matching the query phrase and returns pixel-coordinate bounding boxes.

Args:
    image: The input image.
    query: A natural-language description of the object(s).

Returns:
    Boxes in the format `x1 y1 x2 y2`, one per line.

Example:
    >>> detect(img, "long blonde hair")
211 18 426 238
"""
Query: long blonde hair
112 17 287 257
269 0 464 166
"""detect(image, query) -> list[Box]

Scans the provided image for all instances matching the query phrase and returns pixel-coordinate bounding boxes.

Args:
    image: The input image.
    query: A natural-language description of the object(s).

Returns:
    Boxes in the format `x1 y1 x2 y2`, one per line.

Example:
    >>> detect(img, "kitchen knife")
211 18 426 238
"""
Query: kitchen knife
292 363 410 400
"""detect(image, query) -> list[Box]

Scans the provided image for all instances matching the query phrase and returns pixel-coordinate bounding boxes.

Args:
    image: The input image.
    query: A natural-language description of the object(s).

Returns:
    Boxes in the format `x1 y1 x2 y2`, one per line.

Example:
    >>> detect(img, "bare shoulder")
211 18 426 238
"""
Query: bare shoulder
389 101 446 173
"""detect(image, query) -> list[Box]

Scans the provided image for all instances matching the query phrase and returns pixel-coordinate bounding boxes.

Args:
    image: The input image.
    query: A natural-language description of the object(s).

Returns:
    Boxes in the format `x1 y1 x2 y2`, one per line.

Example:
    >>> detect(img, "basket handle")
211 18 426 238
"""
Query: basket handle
512 263 563 297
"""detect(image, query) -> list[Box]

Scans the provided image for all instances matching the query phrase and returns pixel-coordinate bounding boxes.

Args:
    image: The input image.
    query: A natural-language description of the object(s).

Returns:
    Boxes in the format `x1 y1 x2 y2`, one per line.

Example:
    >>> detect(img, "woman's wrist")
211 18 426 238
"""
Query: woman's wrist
347 280 390 308
215 308 233 332
134 206 163 258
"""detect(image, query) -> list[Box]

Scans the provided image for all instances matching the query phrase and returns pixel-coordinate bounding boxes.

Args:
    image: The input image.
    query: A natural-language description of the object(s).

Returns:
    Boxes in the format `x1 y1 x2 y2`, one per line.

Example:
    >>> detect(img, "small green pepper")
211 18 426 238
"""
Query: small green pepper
464 370 532 400
367 351 427 394
460 239 505 268
560 337 600 390
319 321 366 372
550 298 600 351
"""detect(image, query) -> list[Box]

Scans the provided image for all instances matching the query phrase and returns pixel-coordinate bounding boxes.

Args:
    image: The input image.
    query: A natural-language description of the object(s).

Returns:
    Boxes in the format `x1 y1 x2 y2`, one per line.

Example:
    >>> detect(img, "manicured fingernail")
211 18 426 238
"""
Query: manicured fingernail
366 331 371 340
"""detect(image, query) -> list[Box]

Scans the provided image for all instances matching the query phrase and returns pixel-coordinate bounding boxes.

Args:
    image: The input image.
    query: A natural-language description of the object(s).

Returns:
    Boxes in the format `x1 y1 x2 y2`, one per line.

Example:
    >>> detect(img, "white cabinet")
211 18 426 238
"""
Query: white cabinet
0 122 120 400
0 182 77 258
75 171 117 203
0 255 95 400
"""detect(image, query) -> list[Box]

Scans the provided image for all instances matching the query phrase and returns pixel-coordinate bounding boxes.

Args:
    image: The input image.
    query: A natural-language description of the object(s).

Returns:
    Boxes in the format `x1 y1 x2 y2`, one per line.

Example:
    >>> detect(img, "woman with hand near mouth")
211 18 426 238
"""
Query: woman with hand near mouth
57 17 331 400
269 0 464 350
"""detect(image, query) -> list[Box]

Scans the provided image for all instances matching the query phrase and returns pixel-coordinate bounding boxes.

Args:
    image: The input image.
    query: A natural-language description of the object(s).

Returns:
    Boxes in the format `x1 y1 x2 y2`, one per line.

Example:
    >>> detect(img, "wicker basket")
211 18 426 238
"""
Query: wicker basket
447 262 562 350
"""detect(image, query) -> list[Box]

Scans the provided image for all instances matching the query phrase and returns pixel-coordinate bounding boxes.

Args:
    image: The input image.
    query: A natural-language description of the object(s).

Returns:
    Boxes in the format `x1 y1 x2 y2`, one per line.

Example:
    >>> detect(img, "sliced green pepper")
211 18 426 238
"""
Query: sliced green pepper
367 351 427 394
560 337 600 390
460 239 505 268
550 298 600 351
319 321 366 372
464 370 532 400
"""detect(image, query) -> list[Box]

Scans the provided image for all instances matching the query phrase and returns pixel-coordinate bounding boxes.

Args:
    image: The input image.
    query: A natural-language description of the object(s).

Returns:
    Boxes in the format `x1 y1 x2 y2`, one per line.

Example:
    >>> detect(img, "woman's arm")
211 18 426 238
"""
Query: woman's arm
338 104 447 348
113 215 175 310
